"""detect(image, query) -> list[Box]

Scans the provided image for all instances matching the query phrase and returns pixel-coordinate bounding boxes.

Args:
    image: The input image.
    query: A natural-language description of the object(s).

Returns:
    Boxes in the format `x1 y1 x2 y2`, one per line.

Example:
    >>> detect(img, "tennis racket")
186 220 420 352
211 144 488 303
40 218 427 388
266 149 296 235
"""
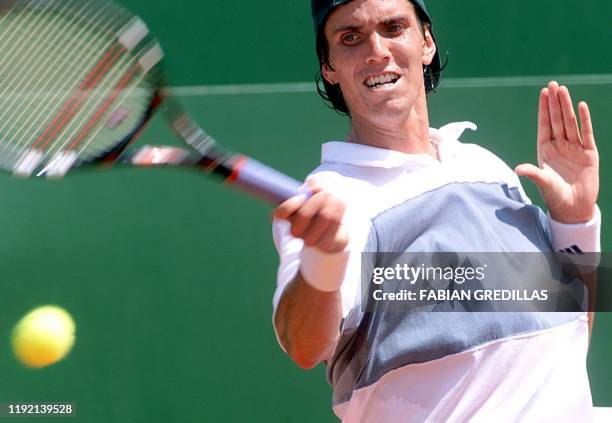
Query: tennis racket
0 0 307 204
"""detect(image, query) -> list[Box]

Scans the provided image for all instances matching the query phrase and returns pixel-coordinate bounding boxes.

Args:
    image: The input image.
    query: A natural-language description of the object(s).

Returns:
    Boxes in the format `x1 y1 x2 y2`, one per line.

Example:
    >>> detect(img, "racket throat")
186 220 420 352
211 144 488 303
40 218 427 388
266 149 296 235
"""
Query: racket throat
197 153 234 178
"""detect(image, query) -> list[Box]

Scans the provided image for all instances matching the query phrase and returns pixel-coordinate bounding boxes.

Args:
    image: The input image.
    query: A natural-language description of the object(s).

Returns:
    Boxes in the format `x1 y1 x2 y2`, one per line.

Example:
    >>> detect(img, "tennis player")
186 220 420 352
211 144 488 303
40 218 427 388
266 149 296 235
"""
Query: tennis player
272 0 601 421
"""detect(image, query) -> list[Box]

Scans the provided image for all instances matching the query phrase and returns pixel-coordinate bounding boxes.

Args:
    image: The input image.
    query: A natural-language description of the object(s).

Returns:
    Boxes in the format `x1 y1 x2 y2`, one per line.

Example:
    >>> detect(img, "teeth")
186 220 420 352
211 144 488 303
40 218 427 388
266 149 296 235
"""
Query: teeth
365 73 399 88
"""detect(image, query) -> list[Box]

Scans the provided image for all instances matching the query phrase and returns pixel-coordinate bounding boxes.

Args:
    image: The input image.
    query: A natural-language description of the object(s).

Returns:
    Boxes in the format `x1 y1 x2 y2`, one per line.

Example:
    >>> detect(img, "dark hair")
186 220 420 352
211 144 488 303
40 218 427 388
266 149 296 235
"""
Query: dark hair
315 7 442 116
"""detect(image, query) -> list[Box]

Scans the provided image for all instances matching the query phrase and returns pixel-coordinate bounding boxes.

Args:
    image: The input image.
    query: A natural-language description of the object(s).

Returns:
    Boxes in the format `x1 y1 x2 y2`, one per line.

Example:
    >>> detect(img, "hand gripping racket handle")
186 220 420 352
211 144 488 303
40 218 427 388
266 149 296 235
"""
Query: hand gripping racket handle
228 155 310 204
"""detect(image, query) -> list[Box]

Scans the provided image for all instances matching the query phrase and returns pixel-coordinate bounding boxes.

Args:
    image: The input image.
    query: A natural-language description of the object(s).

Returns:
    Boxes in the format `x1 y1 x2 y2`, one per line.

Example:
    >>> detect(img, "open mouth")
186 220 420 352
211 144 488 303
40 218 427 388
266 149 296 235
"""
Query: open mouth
364 73 401 89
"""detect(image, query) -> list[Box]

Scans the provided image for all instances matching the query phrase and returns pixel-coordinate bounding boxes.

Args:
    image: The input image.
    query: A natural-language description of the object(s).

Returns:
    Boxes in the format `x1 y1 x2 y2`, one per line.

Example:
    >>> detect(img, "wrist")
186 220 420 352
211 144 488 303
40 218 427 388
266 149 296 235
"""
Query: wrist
549 207 596 224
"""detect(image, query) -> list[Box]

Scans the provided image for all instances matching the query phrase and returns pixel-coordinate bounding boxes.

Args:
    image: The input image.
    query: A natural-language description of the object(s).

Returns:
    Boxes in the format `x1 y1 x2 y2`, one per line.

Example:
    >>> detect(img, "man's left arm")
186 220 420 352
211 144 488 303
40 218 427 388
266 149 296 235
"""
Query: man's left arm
515 81 600 339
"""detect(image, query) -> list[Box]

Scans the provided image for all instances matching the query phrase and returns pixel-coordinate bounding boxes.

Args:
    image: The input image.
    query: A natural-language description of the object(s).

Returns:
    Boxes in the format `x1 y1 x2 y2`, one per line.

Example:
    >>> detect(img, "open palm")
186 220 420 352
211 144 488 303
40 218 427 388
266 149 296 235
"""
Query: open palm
515 81 599 223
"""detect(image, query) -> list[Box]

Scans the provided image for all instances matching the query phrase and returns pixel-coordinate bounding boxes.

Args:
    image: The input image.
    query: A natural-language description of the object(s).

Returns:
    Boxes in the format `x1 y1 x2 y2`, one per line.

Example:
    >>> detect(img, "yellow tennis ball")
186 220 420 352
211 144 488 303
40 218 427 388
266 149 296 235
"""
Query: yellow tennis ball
11 305 76 369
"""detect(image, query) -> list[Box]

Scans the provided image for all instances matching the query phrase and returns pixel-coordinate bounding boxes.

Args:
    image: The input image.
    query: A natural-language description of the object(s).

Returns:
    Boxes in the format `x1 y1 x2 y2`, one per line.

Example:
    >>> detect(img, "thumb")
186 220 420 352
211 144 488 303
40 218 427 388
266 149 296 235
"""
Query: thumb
514 163 553 190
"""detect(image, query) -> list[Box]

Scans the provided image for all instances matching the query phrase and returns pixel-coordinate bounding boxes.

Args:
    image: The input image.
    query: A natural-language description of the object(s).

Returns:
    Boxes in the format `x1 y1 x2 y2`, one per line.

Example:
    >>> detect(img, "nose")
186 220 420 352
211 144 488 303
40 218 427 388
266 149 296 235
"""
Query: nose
365 32 391 65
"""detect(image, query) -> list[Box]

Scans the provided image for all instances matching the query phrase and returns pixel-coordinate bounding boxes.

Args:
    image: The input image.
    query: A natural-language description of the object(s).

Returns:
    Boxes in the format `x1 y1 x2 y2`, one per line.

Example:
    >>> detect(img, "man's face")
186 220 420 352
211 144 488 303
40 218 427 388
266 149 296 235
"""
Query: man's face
322 0 436 120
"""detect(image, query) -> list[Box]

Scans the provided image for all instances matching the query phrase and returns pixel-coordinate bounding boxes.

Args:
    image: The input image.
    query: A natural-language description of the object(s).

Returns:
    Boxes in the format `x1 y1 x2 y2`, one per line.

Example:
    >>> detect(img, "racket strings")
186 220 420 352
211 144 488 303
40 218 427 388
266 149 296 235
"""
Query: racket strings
0 2 119 153
31 45 130 149
56 38 161 165
61 54 140 151
0 0 102 106
0 0 87 61
0 1 121 165
53 38 162 162
0 0 156 175
11 24 123 158
47 19 156 167
0 1 80 129
0 1 102 167
71 63 150 159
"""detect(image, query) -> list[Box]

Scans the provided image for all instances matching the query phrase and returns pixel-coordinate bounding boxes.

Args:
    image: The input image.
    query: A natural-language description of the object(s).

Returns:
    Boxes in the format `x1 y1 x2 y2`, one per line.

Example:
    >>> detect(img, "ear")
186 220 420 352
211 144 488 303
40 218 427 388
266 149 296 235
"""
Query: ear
322 63 338 85
421 27 436 66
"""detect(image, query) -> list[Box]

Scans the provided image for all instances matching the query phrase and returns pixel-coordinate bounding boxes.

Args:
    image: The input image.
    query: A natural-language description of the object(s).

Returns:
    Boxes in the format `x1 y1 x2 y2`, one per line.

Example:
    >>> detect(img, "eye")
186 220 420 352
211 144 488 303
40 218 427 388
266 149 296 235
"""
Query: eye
385 23 405 36
341 32 361 45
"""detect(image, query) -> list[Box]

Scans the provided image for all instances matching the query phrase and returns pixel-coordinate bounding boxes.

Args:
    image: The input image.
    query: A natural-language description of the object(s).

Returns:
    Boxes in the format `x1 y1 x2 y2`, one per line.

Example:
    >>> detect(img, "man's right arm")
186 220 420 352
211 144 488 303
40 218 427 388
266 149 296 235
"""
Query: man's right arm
274 272 343 369
272 184 349 369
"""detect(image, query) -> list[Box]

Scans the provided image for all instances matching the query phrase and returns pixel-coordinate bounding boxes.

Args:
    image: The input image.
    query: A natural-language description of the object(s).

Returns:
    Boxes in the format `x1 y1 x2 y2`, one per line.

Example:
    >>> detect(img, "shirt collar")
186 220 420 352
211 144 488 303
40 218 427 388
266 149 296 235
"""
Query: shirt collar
320 121 477 169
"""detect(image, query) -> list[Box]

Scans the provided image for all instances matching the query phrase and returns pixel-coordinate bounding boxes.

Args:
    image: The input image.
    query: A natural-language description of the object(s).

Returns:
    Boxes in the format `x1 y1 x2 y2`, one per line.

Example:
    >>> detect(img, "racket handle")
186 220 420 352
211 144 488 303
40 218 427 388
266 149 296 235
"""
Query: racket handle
228 156 309 204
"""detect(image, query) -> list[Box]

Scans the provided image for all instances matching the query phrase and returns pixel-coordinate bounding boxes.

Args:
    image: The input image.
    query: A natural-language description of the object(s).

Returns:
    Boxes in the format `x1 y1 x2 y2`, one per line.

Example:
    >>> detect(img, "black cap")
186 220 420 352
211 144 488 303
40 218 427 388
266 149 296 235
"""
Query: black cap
311 0 441 91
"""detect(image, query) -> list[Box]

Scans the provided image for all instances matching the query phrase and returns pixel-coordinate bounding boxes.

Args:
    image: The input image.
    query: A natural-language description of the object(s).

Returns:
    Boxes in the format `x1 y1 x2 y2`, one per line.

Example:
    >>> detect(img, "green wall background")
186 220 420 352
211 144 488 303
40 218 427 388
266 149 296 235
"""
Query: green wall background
0 1 609 422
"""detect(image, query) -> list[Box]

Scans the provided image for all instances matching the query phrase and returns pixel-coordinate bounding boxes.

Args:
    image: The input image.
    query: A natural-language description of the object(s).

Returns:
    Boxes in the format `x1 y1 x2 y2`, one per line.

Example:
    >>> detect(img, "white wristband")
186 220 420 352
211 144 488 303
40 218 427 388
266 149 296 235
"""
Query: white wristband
300 246 350 292
548 205 601 253
548 205 601 271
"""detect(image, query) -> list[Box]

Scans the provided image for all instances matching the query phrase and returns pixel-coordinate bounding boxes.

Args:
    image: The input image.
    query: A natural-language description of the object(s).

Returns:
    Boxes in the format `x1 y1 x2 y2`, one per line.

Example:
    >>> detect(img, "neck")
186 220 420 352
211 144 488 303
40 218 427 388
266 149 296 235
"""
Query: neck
346 94 435 157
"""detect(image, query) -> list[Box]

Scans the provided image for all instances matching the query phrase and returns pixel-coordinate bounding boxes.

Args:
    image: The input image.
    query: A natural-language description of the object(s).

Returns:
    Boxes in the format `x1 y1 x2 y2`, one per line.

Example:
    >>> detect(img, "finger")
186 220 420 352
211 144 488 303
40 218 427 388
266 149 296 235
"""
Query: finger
302 201 344 246
537 88 552 145
304 177 322 192
547 81 566 141
274 193 309 220
291 189 341 238
515 163 553 191
317 223 349 254
302 217 332 247
558 85 581 145
274 179 323 220
287 193 325 237
578 101 597 151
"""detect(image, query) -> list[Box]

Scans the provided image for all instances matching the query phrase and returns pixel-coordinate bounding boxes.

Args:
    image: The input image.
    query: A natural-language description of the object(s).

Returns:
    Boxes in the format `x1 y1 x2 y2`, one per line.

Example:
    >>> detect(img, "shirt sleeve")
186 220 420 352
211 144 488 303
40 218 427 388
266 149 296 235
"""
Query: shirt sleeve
271 218 303 314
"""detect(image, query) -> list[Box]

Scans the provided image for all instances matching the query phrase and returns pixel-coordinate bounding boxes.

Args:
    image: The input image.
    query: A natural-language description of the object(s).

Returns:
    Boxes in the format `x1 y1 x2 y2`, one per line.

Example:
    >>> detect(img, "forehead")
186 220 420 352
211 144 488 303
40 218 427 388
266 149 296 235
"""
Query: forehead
325 0 418 31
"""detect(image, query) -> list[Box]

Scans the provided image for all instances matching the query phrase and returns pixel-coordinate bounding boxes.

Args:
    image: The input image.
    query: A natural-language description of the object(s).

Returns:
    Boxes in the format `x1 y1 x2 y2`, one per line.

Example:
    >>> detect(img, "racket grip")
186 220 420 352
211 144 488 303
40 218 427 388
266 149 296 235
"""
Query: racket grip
229 156 309 204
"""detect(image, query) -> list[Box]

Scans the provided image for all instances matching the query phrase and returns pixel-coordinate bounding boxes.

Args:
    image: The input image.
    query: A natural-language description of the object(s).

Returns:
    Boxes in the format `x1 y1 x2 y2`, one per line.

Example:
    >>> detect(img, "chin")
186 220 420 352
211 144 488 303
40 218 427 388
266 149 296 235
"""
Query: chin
369 100 410 118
